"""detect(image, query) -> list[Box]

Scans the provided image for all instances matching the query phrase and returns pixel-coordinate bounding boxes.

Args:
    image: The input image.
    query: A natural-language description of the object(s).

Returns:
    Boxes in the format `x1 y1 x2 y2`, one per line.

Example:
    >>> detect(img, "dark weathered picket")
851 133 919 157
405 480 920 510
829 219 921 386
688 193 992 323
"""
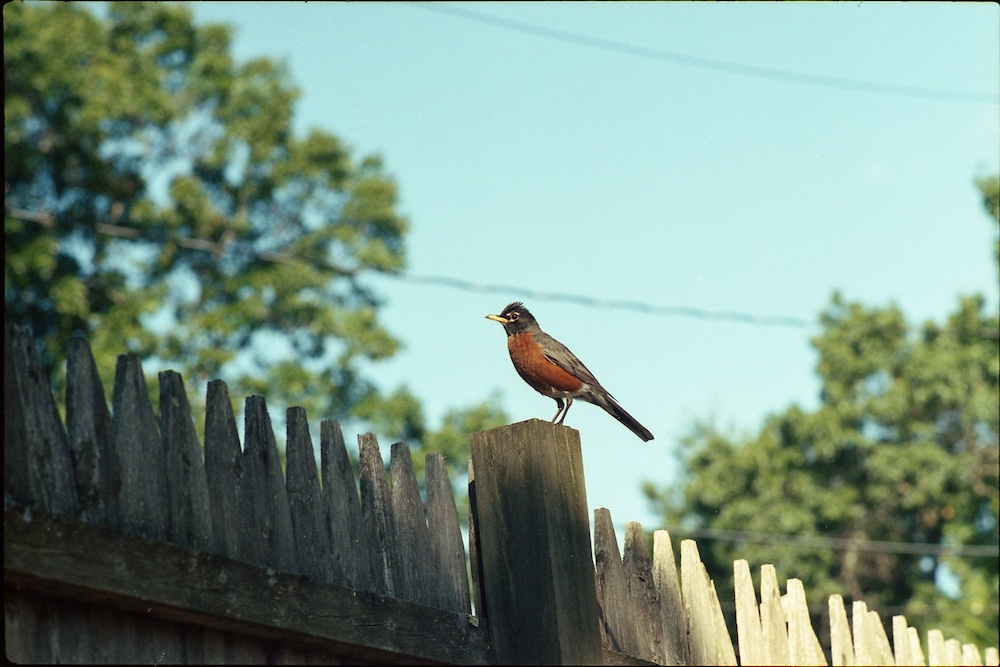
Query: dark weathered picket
390 442 435 607
426 452 472 615
4 328 33 506
6 326 78 516
242 394 297 572
358 431 398 597
65 336 120 528
203 378 245 559
286 406 333 582
3 329 479 596
320 418 369 590
160 370 213 551
467 459 487 621
113 353 170 541
595 511 664 662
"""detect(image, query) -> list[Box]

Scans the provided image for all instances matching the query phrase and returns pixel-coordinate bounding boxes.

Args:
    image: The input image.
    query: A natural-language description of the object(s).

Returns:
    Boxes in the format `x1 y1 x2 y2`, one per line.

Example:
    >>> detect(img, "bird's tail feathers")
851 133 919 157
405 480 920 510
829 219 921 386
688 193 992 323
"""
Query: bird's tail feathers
597 394 654 442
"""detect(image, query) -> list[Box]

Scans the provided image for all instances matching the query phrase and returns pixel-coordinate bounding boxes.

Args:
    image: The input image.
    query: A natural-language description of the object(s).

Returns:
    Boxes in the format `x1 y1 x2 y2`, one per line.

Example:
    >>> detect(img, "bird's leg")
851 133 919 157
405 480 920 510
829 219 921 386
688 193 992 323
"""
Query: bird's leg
557 397 573 425
550 398 565 423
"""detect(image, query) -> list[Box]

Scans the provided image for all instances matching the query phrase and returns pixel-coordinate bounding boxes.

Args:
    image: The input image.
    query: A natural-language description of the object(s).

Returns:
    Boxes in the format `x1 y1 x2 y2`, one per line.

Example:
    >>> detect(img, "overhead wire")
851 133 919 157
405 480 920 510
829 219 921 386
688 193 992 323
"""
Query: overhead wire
657 524 999 559
383 272 815 329
411 3 997 105
11 208 816 329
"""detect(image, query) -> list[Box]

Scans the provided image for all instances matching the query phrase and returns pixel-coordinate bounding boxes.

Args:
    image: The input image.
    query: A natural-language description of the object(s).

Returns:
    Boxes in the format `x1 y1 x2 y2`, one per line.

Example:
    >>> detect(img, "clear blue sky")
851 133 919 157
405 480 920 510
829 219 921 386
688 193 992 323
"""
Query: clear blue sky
164 3 998 531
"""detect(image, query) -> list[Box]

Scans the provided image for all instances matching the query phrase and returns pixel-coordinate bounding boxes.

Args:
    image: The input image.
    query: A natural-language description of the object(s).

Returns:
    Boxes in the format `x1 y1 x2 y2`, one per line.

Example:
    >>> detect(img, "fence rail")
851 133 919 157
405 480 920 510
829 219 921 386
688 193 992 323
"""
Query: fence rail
4 325 998 665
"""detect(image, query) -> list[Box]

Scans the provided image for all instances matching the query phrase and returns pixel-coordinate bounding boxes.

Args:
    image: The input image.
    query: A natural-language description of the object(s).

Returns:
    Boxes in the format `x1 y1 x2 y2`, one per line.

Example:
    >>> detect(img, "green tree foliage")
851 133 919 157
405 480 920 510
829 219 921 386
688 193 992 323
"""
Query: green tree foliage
4 2 504 479
644 177 1000 647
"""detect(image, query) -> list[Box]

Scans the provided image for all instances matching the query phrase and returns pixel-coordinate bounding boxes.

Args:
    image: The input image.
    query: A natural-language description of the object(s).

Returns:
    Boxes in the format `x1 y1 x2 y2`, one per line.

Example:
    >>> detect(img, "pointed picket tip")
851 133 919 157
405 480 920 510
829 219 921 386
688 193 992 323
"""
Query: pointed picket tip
358 432 396 597
390 441 434 607
285 407 332 583
830 595 856 666
204 379 244 559
159 370 212 552
65 335 121 528
680 539 737 666
113 353 169 541
320 419 367 590
425 452 472 615
734 559 768 665
242 395 296 573
7 325 78 517
784 578 826 666
652 530 689 666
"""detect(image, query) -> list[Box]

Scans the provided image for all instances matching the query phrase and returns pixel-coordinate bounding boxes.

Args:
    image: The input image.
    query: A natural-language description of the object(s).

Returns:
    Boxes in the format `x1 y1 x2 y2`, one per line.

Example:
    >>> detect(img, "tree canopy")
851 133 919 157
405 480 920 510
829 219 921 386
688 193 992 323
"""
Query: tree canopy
645 176 1000 647
4 2 503 479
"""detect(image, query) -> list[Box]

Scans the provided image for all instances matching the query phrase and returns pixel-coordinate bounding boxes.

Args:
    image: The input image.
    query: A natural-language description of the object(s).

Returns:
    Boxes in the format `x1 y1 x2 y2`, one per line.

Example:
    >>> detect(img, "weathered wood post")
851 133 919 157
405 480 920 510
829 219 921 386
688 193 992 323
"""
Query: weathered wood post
470 419 602 665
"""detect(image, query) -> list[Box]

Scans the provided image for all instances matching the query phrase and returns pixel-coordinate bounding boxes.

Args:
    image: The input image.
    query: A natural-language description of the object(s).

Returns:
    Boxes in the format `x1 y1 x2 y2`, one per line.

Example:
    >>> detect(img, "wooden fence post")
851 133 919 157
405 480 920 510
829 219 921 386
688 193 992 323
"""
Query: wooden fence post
470 419 602 665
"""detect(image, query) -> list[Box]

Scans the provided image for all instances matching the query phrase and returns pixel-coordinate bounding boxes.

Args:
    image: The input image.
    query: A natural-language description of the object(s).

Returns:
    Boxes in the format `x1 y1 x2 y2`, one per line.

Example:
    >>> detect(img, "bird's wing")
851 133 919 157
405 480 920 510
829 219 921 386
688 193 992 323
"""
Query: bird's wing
532 332 610 393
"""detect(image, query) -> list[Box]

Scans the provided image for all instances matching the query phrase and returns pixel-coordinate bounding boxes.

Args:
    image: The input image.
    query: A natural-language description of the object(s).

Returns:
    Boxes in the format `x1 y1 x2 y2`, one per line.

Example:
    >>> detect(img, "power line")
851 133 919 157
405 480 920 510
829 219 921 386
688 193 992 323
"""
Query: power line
412 4 997 105
658 524 999 559
383 272 815 329
10 208 817 330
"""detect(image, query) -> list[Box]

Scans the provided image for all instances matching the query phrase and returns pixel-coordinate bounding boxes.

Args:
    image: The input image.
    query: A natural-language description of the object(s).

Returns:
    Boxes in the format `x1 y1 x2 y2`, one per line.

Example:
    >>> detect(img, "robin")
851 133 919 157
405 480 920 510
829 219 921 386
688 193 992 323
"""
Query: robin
486 302 654 442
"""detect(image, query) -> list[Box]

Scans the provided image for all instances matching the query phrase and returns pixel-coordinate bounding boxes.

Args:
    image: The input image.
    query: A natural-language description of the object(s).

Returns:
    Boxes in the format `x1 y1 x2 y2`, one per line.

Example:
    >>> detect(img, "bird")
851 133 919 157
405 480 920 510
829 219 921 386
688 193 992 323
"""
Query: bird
486 302 654 442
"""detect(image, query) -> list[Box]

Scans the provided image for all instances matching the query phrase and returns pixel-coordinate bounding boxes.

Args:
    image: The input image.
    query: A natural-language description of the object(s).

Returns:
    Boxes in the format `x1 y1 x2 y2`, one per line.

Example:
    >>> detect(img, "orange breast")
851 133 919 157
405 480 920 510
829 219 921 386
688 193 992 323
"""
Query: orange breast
507 333 584 395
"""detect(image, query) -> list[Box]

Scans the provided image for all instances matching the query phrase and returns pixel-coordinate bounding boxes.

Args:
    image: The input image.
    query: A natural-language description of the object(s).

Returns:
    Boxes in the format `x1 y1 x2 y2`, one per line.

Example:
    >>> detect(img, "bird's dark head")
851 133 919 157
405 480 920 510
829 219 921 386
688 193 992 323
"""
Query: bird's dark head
486 301 539 335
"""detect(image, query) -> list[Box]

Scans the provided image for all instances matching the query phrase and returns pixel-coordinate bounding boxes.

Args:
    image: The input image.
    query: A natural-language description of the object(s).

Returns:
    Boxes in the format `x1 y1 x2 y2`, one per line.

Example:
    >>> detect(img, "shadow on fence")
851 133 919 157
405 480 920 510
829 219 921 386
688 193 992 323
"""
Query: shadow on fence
5 326 998 665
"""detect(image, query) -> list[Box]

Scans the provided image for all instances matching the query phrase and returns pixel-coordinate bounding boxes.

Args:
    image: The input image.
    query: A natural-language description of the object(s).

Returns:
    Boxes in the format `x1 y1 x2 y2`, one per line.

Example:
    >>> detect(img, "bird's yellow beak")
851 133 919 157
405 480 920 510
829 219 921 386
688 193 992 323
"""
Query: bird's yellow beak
485 314 508 323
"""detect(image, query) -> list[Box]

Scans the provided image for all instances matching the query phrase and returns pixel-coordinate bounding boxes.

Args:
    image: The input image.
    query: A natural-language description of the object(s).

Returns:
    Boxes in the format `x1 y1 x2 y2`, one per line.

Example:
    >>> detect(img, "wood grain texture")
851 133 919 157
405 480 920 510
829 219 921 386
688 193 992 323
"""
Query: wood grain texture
680 539 737 666
65 335 121 528
594 510 665 663
734 559 767 665
470 419 602 665
320 419 368 591
785 578 827 666
241 395 296 573
285 407 333 583
159 370 213 551
358 432 397 597
760 563 792 666
830 594 856 666
5 506 489 665
113 353 169 541
390 441 435 607
425 452 472 615
9 325 996 667
6 325 78 516
203 379 245 560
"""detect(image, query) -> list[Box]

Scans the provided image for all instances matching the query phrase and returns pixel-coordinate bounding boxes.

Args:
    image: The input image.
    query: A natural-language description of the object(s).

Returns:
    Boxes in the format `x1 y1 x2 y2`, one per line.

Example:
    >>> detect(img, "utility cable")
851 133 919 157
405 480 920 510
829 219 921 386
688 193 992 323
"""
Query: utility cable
659 524 999 559
412 3 997 105
10 207 816 329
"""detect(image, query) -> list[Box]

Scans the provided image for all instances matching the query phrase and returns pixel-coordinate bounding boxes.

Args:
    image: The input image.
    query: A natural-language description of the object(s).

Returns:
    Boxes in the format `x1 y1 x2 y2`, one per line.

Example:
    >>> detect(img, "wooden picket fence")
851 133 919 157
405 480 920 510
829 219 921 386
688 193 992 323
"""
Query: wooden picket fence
4 325 998 665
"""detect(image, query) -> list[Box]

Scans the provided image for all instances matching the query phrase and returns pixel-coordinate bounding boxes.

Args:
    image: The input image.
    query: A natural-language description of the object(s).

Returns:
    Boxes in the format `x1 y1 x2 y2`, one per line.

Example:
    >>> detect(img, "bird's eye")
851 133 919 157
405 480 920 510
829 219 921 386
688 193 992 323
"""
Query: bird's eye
509 312 519 321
